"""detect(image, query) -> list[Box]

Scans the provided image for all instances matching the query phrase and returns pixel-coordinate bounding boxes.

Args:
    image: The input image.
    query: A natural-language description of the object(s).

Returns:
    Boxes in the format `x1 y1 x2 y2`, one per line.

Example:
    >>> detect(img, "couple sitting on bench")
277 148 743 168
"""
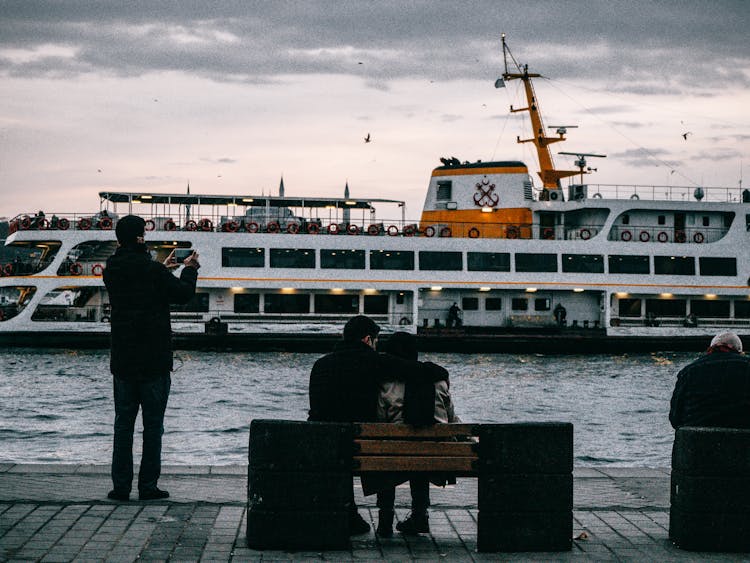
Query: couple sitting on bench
308 315 459 537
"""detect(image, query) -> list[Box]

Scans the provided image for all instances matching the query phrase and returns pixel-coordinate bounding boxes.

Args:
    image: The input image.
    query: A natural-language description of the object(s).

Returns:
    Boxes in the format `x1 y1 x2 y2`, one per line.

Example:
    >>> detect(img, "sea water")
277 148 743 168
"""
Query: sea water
0 348 688 466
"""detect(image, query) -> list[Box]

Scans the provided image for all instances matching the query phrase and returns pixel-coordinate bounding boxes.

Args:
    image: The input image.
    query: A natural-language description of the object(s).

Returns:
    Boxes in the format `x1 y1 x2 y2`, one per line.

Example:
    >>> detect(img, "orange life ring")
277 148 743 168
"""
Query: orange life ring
657 231 668 243
505 226 518 239
20 215 31 230
469 227 480 239
164 219 177 231
246 222 259 233
144 219 156 231
267 221 280 233
367 224 380 236
70 262 83 275
225 220 239 232
58 218 70 230
347 224 359 235
327 223 340 235
542 228 554 239
387 225 399 236
440 227 452 238
286 222 300 234
38 218 50 230
78 218 92 231
185 220 197 231
675 230 686 243
100 217 113 230
91 264 104 276
423 226 436 238
198 218 212 232
306 223 319 234
639 231 650 242
580 228 591 240
403 225 416 237
4 263 13 276
621 230 632 242
693 232 704 243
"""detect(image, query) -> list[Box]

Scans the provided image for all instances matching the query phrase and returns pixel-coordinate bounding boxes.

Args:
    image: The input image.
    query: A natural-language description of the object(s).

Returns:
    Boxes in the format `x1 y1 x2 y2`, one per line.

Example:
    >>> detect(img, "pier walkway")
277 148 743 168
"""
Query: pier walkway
0 464 745 561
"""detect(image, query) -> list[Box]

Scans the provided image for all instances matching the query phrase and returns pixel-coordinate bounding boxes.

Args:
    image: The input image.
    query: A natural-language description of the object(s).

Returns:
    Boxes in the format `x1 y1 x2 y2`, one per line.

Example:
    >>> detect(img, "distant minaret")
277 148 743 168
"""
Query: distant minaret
343 181 351 225
279 176 285 198
185 182 191 221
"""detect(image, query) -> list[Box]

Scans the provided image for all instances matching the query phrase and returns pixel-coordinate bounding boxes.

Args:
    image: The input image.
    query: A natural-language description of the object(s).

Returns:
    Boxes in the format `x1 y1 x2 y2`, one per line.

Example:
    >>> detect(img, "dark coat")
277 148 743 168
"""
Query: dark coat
103 244 198 380
669 350 750 429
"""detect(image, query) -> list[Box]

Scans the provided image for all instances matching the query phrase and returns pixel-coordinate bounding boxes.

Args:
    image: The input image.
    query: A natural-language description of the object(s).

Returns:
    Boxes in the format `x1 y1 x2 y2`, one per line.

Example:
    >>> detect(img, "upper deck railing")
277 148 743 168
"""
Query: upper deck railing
583 184 748 203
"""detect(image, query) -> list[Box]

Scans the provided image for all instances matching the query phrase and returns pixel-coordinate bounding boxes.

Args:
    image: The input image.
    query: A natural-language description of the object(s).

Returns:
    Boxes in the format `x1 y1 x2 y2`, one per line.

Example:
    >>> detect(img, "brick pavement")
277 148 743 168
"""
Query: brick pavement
1 464 748 562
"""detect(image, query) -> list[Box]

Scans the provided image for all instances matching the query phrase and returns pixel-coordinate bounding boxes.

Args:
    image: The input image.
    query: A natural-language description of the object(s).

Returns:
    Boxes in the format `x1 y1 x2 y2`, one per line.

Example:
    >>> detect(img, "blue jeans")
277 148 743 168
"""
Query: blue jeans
112 374 171 494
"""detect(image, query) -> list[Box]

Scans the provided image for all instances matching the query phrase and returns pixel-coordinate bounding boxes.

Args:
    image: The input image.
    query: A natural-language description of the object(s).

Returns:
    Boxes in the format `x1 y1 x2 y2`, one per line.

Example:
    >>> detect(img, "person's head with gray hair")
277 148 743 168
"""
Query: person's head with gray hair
709 331 743 353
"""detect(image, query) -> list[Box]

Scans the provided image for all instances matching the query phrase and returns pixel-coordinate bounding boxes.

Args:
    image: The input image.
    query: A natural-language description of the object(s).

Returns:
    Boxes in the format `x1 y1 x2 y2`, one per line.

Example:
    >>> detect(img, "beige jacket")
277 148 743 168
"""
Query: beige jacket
377 380 459 424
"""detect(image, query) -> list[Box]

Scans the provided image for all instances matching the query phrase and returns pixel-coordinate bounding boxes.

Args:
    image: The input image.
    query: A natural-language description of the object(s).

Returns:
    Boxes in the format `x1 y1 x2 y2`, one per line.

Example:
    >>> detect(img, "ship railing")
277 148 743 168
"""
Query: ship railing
170 310 406 325
607 225 724 244
584 184 748 203
30 304 103 323
611 316 750 328
8 212 119 234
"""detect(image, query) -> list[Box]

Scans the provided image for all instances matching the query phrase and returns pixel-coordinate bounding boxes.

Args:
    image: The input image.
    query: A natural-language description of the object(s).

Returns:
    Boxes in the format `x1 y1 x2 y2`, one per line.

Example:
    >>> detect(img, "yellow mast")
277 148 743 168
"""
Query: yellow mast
501 35 579 190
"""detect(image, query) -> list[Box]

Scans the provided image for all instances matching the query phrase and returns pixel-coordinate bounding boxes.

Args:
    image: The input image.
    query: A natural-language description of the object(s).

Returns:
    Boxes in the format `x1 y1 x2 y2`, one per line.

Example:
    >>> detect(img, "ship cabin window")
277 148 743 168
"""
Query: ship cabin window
315 294 358 314
320 249 366 269
646 298 686 317
690 299 730 318
222 247 264 267
534 298 551 311
622 214 630 225
735 301 750 318
562 254 604 273
486 298 503 311
171 292 209 313
658 215 666 225
699 257 737 276
702 216 710 227
467 252 511 272
419 251 462 271
511 298 528 311
618 298 642 317
654 256 695 275
462 297 479 311
370 250 415 270
234 293 260 313
265 293 310 314
608 255 650 274
396 292 406 305
364 295 388 314
515 253 557 273
270 248 315 268
436 181 452 200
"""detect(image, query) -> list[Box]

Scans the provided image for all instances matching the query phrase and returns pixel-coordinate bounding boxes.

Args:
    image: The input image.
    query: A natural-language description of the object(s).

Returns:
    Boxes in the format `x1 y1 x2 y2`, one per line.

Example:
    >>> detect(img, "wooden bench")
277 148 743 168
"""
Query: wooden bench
246 419 573 552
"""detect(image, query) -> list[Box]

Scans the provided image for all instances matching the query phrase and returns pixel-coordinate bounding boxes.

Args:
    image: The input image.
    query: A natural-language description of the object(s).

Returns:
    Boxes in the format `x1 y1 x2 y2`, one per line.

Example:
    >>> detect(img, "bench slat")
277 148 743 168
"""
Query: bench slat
355 440 476 457
354 455 477 473
355 423 476 438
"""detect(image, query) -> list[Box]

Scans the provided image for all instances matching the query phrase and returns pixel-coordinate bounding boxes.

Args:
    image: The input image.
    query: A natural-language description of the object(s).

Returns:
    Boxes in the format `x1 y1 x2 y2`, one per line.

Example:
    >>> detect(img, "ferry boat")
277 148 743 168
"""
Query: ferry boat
2 38 748 352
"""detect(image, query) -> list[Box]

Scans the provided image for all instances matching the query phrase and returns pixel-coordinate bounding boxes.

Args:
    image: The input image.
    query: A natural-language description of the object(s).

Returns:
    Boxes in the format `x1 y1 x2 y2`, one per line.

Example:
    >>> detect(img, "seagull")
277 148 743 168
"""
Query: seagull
97 169 102 173
364 133 371 143
682 132 692 140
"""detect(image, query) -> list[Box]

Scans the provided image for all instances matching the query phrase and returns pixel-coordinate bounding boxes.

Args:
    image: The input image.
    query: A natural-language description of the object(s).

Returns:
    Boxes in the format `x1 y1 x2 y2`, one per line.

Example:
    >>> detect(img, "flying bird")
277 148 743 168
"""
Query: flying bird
97 169 102 173
364 133 371 143
682 132 692 140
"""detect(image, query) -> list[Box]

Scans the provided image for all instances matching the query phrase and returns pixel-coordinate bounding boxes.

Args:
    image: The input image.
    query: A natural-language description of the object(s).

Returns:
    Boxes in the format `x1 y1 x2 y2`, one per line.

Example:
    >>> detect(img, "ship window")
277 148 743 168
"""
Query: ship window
735 301 750 318
646 298 686 317
234 293 259 313
658 215 666 225
419 251 462 271
702 216 710 227
436 181 452 200
515 253 557 272
171 292 209 313
690 299 730 318
396 292 405 305
699 257 737 276
622 214 630 225
315 294 358 314
618 298 642 317
265 293 310 313
562 254 604 273
370 250 415 270
222 247 264 267
364 295 388 314
467 252 511 272
270 248 315 268
534 298 551 311
486 298 503 311
511 298 528 311
608 255 650 274
320 249 365 269
462 297 479 311
654 256 695 275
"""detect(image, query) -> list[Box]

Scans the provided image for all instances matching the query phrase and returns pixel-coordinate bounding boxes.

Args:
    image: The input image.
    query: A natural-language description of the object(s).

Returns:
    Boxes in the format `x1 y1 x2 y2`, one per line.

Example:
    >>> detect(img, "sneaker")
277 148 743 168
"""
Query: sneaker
138 488 169 501
349 511 371 535
376 510 394 537
107 489 129 501
396 511 429 535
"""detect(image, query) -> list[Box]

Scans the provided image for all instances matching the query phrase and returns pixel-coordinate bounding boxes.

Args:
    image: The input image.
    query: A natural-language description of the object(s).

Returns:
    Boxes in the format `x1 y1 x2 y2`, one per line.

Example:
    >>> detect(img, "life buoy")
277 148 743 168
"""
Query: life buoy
198 218 212 232
91 264 104 276
639 230 650 242
286 222 300 234
674 230 686 243
506 226 519 239
630 194 640 200
423 226 436 238
100 316 110 323
4 263 13 276
225 220 239 233
306 223 319 234
100 217 113 230
38 218 50 230
327 223 340 235
144 219 156 231
580 228 591 240
387 225 399 236
367 224 380 236
20 215 31 230
185 220 197 231
246 222 259 233
69 262 83 275
592 193 602 199
439 227 452 238
78 218 92 231
347 224 360 235
267 221 280 233
402 225 416 237
620 230 632 241
693 232 704 243
469 227 480 239
58 218 70 230
542 227 554 239
164 219 177 231
399 316 411 325
657 231 668 243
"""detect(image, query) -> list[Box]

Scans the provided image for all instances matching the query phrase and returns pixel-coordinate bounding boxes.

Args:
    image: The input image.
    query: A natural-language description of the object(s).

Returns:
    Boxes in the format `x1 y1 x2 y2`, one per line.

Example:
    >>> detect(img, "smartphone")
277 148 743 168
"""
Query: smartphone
173 248 194 261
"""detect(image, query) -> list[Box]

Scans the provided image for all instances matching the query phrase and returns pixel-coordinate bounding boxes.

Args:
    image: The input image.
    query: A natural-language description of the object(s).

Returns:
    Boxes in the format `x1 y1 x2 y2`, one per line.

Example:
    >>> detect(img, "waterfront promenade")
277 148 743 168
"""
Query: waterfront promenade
0 464 745 561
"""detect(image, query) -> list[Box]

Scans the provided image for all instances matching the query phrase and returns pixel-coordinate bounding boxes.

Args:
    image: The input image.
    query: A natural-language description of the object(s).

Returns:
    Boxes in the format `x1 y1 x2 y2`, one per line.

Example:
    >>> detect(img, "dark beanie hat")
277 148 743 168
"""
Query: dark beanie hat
115 215 146 245
343 315 380 342
381 331 418 361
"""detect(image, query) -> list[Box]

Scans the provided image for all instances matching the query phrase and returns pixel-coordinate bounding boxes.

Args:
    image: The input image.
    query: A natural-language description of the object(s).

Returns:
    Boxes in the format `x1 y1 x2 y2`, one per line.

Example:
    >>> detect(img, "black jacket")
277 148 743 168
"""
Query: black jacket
104 244 198 380
669 351 750 429
308 340 448 422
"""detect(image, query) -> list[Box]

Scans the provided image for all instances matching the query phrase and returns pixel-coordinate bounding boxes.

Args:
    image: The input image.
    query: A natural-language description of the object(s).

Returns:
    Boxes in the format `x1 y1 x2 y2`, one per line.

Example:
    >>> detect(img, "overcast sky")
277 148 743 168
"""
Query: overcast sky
1 1 749 219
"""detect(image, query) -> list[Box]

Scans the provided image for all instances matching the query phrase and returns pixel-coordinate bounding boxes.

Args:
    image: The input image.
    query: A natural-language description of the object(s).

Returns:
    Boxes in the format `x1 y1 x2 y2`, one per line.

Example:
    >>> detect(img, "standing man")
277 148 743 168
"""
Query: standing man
669 331 750 429
103 215 200 501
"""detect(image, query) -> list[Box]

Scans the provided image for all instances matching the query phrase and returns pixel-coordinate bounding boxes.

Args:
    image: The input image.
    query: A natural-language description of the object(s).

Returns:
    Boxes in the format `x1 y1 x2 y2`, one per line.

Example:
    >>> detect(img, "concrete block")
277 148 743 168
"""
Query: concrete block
478 423 573 473
478 473 572 512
